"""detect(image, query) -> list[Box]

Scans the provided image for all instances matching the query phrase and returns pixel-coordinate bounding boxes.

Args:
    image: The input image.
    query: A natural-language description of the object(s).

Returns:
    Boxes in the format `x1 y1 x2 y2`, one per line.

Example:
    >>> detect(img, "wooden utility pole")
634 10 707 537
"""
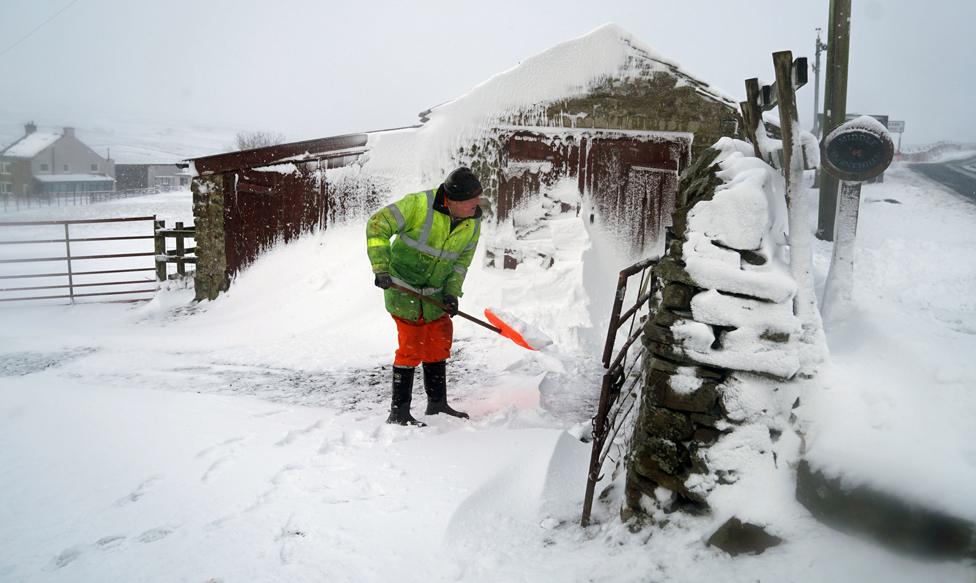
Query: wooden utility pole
816 0 852 241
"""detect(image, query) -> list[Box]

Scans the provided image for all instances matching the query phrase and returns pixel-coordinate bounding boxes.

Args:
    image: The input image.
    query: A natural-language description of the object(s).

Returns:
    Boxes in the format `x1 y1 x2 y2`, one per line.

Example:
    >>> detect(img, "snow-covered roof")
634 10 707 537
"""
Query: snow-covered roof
34 173 115 183
2 131 62 158
406 23 739 175
421 23 738 124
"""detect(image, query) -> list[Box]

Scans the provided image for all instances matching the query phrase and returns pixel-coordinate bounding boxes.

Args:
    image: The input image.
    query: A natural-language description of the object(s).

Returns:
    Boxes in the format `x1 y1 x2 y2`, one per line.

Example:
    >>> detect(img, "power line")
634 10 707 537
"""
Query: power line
0 0 83 59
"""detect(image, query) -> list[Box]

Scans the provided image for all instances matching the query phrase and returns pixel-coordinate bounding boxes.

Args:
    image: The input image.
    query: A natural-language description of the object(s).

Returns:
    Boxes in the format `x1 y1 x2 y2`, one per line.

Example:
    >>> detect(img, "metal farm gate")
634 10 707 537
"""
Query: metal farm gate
0 216 195 305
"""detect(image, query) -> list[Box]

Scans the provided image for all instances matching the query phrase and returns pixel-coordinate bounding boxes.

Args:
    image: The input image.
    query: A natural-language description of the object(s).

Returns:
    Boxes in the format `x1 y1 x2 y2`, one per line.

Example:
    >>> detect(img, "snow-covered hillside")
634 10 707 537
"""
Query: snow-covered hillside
1 159 974 581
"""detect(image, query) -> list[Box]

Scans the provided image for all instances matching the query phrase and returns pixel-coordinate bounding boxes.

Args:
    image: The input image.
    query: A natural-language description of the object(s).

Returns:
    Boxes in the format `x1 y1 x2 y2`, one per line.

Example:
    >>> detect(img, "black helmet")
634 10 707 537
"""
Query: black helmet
443 167 483 201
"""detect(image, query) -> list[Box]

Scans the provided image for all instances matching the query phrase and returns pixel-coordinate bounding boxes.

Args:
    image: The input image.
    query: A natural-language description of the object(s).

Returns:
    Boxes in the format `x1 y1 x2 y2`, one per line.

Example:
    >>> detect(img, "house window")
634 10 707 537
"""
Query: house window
0 162 10 174
90 163 99 172
63 164 70 172
40 163 50 172
0 182 11 194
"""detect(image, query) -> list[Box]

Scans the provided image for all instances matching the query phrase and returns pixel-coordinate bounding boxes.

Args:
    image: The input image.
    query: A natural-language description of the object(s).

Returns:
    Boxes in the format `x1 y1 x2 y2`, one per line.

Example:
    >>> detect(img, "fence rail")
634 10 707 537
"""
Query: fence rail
0 188 161 213
154 221 196 280
0 216 159 304
581 256 659 527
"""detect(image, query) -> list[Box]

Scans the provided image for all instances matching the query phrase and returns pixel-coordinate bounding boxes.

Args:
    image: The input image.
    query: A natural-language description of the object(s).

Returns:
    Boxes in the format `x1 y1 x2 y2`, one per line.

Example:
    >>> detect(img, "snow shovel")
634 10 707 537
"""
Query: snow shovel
390 283 539 351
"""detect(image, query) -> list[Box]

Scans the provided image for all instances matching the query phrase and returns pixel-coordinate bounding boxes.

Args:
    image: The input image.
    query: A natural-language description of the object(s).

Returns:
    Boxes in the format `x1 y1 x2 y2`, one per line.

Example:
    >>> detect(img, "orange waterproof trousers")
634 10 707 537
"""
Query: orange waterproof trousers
392 315 453 367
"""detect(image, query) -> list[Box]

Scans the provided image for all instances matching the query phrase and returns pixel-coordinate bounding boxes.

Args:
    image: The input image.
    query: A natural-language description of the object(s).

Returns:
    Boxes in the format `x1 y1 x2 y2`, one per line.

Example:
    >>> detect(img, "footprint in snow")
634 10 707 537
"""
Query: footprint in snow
195 437 244 459
50 546 85 570
197 437 247 483
137 526 176 543
274 419 326 447
276 516 308 565
94 535 127 549
49 533 131 571
201 458 233 483
114 475 162 507
243 464 304 512
252 409 287 418
316 429 350 455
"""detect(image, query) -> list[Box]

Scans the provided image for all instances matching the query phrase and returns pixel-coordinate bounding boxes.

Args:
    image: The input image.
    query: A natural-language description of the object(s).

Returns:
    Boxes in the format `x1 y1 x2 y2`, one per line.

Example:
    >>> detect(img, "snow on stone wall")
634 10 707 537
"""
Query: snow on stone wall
626 138 805 554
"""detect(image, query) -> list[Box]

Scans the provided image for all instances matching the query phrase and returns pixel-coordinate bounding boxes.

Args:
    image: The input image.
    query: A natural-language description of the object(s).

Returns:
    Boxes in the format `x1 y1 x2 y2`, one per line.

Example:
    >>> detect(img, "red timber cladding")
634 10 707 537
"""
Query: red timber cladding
497 128 690 250
189 132 368 278
222 167 324 277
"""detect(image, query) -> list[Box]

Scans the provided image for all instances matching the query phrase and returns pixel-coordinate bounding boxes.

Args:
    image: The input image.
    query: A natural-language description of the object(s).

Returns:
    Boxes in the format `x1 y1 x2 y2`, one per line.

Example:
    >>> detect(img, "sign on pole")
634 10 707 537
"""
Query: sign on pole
820 116 894 322
888 120 905 133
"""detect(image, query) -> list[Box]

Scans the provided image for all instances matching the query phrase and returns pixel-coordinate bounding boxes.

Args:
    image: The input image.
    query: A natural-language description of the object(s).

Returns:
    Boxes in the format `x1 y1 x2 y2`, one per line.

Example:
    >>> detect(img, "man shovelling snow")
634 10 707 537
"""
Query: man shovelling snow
366 167 484 426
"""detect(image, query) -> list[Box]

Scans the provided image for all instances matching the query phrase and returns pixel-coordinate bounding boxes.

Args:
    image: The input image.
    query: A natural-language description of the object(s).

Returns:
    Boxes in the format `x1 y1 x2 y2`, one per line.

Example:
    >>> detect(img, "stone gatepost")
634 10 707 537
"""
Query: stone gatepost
191 174 229 301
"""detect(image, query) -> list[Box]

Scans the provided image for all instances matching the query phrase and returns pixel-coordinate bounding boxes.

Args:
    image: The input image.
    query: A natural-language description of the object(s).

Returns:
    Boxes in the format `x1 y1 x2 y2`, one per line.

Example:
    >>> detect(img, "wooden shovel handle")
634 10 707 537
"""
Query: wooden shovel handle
389 283 501 334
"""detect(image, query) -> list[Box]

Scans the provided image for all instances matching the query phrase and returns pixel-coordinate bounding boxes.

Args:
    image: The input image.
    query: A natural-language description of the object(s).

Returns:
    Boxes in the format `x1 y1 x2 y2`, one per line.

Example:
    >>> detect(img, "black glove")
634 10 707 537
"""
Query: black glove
442 294 459 316
374 273 393 289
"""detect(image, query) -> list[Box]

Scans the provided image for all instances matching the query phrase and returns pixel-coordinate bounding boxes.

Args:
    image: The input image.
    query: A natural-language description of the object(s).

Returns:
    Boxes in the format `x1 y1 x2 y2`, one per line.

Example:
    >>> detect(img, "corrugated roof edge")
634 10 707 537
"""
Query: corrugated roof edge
184 125 421 175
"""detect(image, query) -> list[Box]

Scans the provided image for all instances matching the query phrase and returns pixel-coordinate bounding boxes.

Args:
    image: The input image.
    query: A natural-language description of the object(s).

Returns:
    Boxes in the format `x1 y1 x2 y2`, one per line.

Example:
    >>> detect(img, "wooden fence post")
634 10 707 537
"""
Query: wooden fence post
742 78 765 158
175 221 186 277
154 218 167 281
772 51 821 347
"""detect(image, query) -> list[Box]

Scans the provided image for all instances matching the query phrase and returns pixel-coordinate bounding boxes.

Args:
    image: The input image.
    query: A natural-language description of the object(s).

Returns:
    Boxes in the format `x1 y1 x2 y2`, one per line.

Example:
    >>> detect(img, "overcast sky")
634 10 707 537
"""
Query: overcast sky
1 0 972 146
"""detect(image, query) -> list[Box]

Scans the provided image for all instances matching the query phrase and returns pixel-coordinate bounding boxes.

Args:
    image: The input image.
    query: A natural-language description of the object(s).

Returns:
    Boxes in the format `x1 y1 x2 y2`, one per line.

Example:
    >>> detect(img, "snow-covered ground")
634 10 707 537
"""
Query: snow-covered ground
1 164 974 582
805 164 976 522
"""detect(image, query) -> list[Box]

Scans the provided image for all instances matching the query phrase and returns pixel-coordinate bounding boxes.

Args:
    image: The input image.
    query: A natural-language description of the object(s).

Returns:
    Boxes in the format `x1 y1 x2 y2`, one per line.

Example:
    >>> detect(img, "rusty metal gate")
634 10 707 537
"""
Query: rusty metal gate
581 256 659 526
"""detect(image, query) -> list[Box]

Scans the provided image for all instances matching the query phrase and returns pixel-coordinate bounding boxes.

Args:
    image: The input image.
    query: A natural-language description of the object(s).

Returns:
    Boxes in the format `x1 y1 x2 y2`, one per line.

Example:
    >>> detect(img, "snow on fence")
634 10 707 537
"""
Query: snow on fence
0 188 161 213
154 220 196 280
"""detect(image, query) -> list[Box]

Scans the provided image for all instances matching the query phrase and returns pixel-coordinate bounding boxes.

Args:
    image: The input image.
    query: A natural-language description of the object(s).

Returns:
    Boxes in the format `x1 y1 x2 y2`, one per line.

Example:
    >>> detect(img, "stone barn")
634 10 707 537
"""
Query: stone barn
188 23 741 300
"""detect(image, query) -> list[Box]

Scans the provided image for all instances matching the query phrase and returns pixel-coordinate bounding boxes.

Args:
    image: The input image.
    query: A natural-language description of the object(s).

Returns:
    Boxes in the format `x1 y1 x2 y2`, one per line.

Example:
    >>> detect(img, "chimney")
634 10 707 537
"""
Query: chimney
63 126 75 138
25 121 37 135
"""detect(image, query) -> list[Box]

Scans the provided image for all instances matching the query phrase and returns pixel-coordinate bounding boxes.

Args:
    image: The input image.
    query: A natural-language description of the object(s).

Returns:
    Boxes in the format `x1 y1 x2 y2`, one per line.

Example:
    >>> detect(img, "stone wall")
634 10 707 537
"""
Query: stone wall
541 72 741 161
623 139 976 561
624 141 802 553
625 148 728 513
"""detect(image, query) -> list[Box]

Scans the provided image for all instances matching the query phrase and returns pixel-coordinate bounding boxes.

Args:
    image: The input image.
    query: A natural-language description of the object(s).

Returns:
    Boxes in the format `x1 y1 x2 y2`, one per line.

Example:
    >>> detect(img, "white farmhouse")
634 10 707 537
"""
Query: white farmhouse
0 122 115 197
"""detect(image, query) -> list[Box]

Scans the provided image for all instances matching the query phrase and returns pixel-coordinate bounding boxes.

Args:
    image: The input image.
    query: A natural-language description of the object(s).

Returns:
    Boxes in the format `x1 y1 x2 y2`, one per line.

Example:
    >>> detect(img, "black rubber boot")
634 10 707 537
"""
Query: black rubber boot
386 366 426 426
423 361 469 419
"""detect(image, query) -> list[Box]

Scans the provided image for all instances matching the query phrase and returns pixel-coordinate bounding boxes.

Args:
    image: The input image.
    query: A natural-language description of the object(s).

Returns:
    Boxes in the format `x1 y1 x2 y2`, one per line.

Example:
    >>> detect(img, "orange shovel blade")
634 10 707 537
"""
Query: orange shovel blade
484 308 537 351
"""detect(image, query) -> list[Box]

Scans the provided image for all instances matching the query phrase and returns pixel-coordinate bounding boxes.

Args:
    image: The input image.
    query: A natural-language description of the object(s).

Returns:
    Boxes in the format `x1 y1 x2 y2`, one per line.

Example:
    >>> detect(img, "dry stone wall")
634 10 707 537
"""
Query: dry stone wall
625 139 802 553
623 138 976 561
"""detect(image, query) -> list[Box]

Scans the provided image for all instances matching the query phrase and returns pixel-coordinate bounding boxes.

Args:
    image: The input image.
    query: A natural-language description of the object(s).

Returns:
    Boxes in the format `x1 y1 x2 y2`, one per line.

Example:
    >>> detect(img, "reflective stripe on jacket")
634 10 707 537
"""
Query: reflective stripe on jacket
366 189 481 322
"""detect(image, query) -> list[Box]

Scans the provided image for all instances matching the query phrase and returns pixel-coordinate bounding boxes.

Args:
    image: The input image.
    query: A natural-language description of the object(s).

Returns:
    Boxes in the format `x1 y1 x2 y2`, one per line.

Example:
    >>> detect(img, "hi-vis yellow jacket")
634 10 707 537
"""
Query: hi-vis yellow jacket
366 189 482 322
